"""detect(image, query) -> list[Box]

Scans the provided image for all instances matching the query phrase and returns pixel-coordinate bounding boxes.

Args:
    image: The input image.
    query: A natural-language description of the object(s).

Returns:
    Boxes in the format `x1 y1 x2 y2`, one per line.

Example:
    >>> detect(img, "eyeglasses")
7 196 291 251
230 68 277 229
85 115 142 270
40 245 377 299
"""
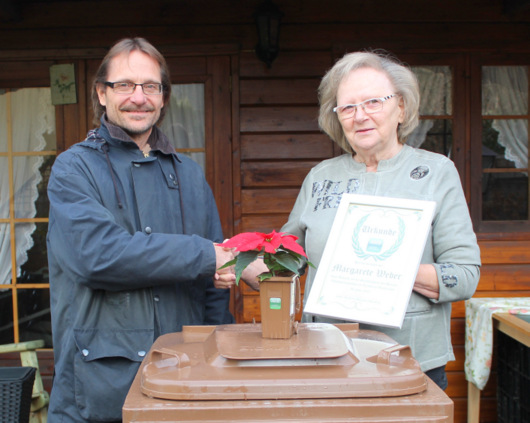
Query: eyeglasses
333 94 397 119
103 81 164 95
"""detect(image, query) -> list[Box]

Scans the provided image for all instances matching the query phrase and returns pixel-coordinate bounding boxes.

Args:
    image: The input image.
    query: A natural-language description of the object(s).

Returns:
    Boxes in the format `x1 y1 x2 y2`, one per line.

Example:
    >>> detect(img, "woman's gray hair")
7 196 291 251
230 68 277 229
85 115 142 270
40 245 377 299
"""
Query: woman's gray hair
318 51 420 153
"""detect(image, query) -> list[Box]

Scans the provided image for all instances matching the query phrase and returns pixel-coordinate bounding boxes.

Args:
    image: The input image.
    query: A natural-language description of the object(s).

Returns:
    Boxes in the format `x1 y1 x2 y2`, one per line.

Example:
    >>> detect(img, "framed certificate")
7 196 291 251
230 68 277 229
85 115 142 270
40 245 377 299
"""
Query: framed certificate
304 194 436 329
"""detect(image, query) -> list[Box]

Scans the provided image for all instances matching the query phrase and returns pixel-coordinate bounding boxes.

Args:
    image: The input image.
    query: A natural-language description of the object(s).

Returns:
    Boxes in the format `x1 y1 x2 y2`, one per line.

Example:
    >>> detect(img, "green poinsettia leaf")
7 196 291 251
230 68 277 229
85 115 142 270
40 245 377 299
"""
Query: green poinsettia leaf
234 250 260 285
257 271 274 281
273 253 302 275
217 258 237 270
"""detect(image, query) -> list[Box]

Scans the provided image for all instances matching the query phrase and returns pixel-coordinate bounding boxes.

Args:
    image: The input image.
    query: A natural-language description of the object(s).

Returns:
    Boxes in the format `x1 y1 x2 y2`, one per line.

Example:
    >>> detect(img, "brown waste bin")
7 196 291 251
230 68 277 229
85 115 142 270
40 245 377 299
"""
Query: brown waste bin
123 323 453 422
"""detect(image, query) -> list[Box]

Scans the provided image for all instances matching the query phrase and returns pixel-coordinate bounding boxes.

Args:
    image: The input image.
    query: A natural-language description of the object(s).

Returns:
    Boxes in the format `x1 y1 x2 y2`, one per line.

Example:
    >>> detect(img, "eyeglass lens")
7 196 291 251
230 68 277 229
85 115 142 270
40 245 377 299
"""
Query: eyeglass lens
106 82 163 95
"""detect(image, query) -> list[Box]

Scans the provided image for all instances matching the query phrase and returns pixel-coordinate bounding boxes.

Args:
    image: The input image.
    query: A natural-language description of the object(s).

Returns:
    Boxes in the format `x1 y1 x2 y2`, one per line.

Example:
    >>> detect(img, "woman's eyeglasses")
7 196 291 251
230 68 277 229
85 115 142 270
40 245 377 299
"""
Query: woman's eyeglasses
333 94 397 119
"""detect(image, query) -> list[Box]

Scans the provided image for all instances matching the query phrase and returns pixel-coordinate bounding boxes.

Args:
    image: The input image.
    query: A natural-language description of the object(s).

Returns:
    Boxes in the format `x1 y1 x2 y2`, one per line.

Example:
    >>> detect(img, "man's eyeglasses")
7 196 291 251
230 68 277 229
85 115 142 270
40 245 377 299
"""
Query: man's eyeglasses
104 81 164 95
333 94 397 119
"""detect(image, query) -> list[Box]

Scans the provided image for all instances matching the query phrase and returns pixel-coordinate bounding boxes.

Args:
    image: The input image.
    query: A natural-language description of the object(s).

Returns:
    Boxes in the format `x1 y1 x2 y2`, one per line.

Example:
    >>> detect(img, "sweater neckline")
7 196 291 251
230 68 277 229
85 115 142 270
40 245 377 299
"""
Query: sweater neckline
348 144 411 172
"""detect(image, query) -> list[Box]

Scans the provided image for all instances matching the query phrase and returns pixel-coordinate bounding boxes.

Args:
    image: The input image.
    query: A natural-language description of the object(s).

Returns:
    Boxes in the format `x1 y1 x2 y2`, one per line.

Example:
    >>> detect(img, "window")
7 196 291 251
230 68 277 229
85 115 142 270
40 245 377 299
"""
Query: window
481 66 528 222
403 55 530 232
160 84 206 170
410 66 453 157
0 88 56 347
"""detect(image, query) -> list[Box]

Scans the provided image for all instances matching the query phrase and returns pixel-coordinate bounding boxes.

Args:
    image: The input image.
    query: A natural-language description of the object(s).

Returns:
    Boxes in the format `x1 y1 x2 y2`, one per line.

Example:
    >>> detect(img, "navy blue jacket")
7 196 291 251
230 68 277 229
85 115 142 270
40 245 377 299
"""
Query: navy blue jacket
47 117 233 422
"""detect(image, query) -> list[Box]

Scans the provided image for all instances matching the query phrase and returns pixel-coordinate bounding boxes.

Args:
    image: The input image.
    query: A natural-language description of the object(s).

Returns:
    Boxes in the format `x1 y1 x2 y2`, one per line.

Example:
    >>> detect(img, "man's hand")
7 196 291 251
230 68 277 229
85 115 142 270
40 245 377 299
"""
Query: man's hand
213 243 236 289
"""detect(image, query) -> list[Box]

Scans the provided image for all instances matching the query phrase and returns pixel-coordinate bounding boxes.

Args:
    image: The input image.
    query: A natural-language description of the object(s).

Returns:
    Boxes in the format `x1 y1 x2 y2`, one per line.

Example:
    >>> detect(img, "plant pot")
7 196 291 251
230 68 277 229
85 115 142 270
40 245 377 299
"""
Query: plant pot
259 273 301 339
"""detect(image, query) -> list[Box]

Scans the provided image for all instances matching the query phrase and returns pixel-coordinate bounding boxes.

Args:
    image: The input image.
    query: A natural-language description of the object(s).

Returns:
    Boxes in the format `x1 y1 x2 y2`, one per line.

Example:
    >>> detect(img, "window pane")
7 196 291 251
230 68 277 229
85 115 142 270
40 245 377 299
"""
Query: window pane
412 66 452 115
482 172 528 220
18 222 49 285
482 66 528 115
482 119 528 220
0 157 8 219
17 288 52 347
0 89 7 153
482 120 526 169
12 88 56 152
408 119 453 157
14 155 54 219
0 223 12 285
0 289 14 344
160 84 205 171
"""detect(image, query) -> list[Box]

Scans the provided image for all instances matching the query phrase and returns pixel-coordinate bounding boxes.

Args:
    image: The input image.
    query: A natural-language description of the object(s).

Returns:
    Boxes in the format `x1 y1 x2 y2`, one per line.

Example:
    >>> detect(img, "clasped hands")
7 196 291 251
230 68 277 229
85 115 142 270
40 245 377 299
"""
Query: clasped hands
213 243 266 291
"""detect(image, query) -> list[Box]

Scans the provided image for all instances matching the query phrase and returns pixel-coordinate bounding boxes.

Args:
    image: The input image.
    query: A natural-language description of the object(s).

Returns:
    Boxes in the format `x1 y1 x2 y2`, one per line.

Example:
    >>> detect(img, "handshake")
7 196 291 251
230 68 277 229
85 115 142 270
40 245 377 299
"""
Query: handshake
212 242 265 291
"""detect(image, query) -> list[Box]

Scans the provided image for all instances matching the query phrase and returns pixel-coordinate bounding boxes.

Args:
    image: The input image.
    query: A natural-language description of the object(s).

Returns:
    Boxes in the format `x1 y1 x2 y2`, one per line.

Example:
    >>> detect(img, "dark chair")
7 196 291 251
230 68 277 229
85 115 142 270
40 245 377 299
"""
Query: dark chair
0 340 49 423
0 366 36 423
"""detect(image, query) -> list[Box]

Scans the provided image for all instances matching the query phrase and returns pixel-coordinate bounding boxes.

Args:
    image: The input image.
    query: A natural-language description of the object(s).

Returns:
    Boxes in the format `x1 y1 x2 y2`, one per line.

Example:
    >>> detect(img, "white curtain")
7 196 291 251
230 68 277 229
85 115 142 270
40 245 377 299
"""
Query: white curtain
0 88 54 285
160 84 205 170
482 66 528 169
407 66 452 149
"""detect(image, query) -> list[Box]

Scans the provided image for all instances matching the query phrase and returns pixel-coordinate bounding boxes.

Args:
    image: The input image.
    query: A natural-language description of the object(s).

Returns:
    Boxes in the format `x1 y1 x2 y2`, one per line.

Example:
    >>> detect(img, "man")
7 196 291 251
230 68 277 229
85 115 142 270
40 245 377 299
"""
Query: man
46 37 236 422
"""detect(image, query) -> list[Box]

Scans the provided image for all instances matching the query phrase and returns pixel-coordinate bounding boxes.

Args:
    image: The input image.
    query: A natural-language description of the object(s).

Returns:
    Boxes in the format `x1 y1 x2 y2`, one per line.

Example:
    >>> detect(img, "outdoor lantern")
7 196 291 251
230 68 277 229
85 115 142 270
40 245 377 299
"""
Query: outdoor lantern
254 0 284 68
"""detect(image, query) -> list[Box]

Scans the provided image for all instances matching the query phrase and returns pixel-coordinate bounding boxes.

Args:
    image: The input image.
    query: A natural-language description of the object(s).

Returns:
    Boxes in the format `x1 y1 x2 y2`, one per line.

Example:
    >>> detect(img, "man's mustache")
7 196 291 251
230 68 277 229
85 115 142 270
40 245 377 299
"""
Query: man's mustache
120 106 156 112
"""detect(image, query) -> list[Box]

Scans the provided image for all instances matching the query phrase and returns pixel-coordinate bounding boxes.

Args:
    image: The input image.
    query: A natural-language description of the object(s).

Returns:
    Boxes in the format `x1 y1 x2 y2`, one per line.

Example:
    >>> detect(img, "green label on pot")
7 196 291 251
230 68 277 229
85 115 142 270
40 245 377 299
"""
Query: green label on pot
269 298 282 310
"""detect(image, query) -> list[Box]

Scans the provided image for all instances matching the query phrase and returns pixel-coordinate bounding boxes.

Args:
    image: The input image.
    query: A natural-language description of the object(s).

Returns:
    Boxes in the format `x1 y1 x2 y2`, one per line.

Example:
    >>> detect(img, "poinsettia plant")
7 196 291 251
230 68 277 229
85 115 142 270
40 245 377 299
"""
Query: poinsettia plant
218 230 312 285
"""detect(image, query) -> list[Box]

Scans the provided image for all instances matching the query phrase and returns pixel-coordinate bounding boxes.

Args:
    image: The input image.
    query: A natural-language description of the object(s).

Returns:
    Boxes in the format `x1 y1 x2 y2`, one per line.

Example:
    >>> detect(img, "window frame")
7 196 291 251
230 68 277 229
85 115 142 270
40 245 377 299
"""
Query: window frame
469 53 530 234
397 53 470 198
0 78 58 345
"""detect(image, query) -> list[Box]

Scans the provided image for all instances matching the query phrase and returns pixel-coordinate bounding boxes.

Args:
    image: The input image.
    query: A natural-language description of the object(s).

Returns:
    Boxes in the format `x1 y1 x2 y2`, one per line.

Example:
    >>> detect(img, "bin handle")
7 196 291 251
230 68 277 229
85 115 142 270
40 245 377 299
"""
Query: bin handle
151 348 191 369
376 344 412 366
295 275 301 314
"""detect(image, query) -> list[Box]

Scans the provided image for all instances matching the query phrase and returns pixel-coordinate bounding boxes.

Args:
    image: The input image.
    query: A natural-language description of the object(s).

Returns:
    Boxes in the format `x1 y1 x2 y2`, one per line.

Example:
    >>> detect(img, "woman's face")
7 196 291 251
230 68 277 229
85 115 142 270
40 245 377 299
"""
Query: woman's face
336 67 404 156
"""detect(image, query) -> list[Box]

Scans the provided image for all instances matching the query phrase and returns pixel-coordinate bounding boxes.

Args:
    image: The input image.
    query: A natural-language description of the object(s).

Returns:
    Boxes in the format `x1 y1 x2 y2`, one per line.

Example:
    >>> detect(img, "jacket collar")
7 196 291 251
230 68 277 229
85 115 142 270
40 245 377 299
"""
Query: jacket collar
101 114 178 156
80 114 180 160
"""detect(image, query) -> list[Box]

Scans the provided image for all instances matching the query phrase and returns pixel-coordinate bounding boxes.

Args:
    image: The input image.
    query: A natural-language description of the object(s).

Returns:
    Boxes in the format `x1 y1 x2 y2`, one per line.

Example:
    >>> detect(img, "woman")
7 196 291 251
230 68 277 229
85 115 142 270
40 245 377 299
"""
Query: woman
280 51 481 390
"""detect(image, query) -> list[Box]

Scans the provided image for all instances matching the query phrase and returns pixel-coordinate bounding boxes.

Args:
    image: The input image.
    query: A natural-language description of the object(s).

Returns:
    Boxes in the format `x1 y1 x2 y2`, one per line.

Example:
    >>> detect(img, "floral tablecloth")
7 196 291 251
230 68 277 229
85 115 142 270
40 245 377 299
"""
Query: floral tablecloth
465 297 530 390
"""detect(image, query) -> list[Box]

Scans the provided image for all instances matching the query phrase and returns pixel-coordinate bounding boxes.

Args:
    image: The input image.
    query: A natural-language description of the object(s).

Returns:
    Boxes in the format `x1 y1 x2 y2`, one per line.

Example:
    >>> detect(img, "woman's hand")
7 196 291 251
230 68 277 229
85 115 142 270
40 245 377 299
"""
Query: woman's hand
413 264 440 299
240 258 269 291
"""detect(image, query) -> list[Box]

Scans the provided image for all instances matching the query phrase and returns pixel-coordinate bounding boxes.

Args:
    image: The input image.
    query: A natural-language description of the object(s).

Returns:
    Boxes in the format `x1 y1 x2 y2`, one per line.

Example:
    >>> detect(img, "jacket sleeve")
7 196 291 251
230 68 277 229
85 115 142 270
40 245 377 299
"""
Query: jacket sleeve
201 177 234 325
47 150 217 292
430 160 481 303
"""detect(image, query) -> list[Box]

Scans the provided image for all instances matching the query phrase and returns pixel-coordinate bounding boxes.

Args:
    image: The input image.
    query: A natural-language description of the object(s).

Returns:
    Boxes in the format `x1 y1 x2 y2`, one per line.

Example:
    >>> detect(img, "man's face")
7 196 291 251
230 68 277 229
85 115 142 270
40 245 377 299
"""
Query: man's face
97 50 164 144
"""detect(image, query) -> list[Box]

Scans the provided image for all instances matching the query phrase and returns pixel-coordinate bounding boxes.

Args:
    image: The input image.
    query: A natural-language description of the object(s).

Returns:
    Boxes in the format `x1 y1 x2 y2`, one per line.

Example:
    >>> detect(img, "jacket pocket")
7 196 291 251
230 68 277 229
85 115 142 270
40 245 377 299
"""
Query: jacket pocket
73 328 154 421
405 292 432 315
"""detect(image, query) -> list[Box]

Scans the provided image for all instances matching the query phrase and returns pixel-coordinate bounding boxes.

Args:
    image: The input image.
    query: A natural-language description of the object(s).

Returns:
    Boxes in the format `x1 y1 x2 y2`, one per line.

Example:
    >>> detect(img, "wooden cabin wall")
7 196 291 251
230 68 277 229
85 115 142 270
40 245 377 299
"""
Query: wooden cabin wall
1 1 530 422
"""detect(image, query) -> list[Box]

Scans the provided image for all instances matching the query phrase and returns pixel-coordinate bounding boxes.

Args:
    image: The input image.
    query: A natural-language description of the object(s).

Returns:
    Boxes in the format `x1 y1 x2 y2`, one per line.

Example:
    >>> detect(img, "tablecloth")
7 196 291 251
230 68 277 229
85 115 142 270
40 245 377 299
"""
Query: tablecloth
464 297 530 390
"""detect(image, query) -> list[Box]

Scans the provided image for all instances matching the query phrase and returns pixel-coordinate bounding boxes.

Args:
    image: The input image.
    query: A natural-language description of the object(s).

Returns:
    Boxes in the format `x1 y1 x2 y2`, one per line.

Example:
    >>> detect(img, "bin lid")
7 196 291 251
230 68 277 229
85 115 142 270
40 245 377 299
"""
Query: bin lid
140 323 427 401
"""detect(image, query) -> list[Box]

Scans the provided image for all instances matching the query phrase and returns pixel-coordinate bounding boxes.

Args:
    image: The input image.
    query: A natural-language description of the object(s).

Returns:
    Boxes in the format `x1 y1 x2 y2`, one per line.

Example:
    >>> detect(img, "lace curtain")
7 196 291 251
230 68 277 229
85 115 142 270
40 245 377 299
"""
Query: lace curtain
407 66 452 149
482 66 528 169
0 88 54 285
160 84 205 170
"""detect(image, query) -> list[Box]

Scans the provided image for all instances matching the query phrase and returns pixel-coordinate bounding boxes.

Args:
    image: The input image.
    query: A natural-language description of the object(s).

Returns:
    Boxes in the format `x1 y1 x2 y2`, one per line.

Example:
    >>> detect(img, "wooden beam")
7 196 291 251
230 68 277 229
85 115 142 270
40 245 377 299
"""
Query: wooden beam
0 0 21 22
503 0 530 15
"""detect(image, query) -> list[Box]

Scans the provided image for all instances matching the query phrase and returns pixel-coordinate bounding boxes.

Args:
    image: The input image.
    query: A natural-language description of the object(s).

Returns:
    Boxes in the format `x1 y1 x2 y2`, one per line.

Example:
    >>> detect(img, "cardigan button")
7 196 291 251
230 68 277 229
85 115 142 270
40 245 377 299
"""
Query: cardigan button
145 226 152 234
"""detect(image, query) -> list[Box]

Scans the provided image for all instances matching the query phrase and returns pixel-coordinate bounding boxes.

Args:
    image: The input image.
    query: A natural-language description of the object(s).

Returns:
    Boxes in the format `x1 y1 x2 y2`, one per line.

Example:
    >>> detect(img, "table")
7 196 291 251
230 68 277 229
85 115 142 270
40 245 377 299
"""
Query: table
465 297 530 423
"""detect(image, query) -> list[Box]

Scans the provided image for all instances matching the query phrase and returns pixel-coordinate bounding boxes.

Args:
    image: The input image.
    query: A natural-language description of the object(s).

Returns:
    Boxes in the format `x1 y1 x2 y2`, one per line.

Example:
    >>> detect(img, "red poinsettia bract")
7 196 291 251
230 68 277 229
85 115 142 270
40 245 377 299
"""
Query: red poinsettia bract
219 230 306 257
218 230 310 285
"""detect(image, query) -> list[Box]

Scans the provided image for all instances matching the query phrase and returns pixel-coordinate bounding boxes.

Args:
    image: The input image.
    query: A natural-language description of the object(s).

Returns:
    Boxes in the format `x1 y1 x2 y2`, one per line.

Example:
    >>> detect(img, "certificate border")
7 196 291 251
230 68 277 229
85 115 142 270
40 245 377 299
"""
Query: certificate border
304 194 436 329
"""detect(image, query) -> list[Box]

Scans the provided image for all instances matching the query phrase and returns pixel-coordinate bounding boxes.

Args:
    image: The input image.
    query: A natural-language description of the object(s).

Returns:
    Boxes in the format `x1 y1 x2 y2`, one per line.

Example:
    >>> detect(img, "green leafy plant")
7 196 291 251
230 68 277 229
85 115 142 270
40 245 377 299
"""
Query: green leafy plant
218 230 312 285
